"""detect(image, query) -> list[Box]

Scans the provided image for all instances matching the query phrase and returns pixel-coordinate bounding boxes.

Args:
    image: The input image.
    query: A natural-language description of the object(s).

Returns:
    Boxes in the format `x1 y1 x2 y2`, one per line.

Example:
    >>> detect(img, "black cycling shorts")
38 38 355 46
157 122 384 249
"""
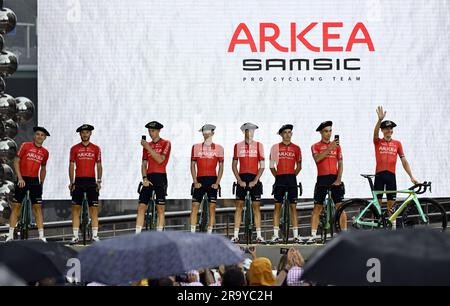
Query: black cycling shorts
138 173 168 205
374 171 397 201
273 174 298 204
72 177 99 207
313 175 345 205
13 177 42 205
235 173 263 201
192 176 218 203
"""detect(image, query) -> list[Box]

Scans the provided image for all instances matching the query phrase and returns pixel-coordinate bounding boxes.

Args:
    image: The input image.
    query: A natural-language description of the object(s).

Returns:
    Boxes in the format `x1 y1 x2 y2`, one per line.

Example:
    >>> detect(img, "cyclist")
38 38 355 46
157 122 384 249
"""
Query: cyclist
190 124 224 234
231 122 265 244
135 121 171 234
69 124 102 243
6 127 50 242
269 124 302 243
373 106 419 227
307 121 346 244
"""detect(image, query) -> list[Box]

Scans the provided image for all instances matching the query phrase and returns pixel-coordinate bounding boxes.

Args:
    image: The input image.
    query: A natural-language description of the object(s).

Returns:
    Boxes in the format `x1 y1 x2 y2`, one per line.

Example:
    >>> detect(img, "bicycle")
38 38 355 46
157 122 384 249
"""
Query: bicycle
71 184 97 245
334 174 447 232
191 184 221 233
315 183 345 244
137 182 158 231
232 182 254 245
15 189 36 240
272 183 303 244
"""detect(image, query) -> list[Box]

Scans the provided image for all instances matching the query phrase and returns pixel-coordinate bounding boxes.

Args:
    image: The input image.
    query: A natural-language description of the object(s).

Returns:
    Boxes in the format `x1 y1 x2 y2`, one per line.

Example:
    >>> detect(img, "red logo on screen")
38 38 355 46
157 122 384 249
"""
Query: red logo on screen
228 22 375 53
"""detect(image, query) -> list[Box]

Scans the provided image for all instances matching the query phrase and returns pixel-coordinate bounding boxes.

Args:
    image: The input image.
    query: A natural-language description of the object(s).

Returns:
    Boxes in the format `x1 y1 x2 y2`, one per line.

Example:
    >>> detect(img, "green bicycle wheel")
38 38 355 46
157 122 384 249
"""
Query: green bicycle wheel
334 199 381 232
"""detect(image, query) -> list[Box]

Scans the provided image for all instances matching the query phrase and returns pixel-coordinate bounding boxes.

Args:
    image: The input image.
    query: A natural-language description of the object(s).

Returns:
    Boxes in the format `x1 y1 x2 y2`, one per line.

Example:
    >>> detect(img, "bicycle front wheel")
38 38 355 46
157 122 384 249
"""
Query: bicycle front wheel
334 199 381 232
401 198 447 231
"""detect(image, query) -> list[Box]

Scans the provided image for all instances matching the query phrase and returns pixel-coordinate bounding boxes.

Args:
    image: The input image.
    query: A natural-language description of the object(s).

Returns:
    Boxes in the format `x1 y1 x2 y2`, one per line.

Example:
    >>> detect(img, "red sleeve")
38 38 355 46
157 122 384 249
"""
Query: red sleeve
191 145 197 161
96 146 102 163
373 138 380 145
162 141 171 156
233 144 238 160
337 145 343 160
142 147 148 160
297 146 302 162
70 146 76 162
217 145 224 162
311 144 319 155
17 143 27 158
397 141 405 158
258 142 265 161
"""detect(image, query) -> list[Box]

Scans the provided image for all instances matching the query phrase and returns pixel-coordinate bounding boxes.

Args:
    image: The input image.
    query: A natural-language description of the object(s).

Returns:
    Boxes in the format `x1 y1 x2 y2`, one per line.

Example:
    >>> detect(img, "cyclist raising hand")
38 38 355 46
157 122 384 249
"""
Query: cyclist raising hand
373 106 419 227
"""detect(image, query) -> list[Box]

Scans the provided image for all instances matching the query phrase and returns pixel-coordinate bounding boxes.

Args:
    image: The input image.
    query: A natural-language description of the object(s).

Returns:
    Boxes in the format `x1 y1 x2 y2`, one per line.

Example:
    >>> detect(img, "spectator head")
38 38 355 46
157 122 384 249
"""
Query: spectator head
222 267 246 287
286 267 303 286
187 270 200 283
248 257 275 286
286 248 305 269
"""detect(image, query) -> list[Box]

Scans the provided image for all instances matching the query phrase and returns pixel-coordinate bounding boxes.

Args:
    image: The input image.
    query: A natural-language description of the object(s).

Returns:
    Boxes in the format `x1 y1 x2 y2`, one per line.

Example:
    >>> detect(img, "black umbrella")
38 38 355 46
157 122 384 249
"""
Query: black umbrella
0 240 78 282
78 231 245 285
302 229 450 286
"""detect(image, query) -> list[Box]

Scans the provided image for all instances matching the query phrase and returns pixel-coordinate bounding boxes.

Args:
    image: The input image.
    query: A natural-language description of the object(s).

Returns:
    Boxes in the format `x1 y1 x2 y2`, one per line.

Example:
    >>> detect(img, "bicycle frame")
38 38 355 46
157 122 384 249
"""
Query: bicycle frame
280 192 290 244
322 190 335 230
355 189 427 228
80 192 91 245
145 190 157 230
198 192 210 232
18 190 34 240
243 190 254 244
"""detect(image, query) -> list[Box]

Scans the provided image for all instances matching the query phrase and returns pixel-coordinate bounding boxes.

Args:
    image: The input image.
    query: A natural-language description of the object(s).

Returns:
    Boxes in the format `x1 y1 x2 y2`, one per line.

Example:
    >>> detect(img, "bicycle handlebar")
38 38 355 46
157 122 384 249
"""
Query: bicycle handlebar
191 184 222 197
232 181 258 194
408 181 432 195
272 183 303 197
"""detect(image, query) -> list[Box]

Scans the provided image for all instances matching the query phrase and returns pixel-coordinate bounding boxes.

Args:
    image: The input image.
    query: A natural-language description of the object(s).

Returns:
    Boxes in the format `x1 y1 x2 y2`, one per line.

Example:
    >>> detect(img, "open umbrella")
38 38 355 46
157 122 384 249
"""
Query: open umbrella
302 229 450 286
0 240 77 282
78 231 244 285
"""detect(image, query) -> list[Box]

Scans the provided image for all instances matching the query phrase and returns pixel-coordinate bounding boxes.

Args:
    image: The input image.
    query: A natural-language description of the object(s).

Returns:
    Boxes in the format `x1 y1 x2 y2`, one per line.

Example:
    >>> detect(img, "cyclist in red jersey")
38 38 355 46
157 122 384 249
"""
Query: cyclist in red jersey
69 124 103 243
374 106 418 227
269 124 302 243
307 121 346 244
190 124 224 234
135 121 171 233
6 127 50 242
231 122 265 244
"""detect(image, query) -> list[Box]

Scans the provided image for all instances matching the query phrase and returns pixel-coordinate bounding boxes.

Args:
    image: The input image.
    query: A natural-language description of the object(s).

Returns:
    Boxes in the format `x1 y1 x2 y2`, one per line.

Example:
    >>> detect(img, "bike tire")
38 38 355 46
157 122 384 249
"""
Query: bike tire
244 198 253 244
334 199 381 232
283 200 290 244
199 199 209 232
401 198 447 231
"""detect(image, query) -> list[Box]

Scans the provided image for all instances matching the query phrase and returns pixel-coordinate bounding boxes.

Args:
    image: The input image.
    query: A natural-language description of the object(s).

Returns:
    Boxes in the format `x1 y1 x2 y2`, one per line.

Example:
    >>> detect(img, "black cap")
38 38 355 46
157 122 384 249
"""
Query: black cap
380 120 397 129
240 122 259 131
76 124 94 133
316 121 333 132
199 124 216 132
145 121 164 130
33 126 50 136
278 124 293 135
